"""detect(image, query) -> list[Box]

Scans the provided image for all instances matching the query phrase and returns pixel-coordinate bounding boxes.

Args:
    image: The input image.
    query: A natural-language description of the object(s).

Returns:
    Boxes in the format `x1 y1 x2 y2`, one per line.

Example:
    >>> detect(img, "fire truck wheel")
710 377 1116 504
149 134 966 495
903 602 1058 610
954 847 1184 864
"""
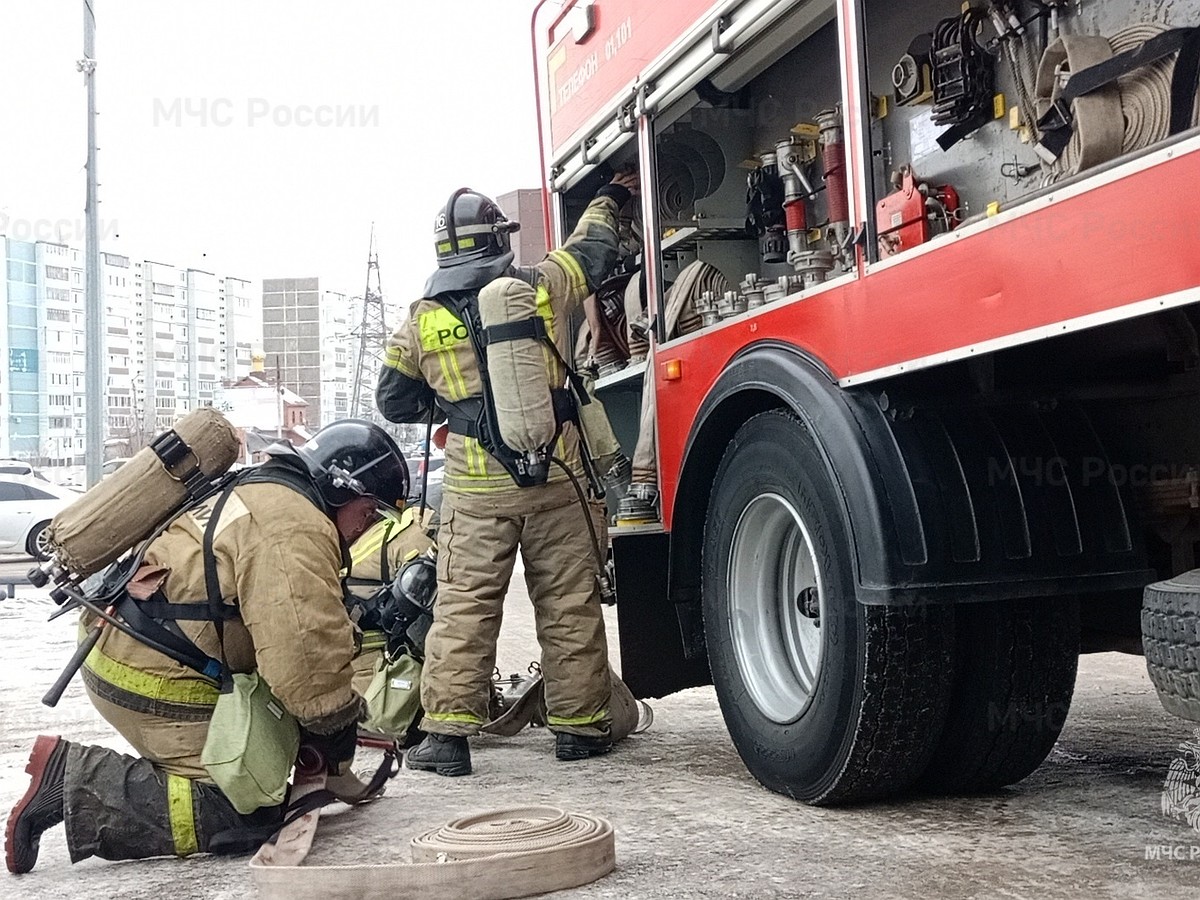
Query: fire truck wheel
920 596 1079 794
1143 571 1200 723
702 409 954 805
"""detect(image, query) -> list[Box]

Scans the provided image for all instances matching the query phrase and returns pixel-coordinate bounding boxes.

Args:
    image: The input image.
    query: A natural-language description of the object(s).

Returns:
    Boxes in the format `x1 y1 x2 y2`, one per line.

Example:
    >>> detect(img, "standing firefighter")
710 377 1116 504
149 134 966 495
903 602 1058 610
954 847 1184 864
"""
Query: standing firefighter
376 171 638 774
4 420 408 873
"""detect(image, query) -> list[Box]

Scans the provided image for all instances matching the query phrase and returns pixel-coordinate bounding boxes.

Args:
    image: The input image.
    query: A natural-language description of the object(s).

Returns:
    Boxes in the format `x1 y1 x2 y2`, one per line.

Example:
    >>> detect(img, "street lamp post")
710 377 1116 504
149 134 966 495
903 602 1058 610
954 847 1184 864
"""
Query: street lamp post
81 0 103 487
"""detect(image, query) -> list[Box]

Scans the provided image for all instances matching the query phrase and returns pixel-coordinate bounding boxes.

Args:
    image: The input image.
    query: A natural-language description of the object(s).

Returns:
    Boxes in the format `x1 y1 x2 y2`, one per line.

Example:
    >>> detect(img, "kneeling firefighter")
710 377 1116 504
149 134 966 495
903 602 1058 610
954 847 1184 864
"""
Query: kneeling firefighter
376 169 639 775
5 419 408 874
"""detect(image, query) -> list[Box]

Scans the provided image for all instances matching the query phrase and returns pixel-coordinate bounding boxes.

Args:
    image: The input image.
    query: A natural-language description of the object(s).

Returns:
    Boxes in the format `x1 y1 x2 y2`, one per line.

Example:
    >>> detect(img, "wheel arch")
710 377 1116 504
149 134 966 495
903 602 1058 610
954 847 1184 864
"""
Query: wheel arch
667 342 916 611
666 340 1152 611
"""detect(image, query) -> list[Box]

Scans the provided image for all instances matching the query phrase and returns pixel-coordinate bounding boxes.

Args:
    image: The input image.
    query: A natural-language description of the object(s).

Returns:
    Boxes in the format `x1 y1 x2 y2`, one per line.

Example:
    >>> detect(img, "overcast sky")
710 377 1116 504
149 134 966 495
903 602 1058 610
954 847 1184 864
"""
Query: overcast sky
0 0 546 308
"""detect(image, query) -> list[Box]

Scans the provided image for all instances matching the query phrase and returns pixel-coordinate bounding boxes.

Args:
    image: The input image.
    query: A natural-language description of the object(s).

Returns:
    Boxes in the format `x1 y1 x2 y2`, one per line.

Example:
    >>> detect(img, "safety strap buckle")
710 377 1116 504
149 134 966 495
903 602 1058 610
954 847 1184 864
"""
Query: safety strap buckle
150 429 209 498
1034 99 1074 163
483 316 547 346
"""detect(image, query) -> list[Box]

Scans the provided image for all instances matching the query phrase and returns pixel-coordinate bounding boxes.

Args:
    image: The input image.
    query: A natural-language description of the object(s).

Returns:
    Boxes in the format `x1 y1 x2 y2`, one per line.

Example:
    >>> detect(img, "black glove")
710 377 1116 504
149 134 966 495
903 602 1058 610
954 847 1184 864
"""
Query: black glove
300 722 358 773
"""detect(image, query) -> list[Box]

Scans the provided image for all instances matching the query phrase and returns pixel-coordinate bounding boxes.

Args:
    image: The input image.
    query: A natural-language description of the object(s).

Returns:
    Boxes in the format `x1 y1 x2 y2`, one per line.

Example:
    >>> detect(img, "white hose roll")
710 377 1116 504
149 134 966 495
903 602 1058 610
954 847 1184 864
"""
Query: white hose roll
46 407 240 578
479 277 557 453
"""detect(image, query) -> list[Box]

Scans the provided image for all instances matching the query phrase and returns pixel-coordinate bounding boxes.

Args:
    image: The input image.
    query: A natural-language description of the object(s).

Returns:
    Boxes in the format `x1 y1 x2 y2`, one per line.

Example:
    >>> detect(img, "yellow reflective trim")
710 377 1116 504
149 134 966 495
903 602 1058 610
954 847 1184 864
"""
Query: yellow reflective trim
534 284 557 343
548 249 587 295
474 437 490 476
445 349 470 400
462 436 478 476
84 645 220 706
167 775 199 857
382 345 419 377
434 351 458 400
437 237 477 253
359 630 387 653
350 531 387 567
424 710 485 725
464 435 491 477
546 709 610 727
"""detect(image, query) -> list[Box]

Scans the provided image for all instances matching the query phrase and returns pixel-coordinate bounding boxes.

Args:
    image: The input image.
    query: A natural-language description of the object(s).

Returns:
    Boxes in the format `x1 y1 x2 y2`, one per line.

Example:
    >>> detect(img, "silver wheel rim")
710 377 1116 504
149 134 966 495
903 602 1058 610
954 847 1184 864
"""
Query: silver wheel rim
727 492 825 724
34 526 53 559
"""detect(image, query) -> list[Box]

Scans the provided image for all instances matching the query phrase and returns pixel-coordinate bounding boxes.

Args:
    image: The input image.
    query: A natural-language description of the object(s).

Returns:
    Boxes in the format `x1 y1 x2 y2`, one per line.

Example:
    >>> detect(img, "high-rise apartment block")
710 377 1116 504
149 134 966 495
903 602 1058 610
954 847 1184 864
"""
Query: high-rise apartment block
0 236 261 464
261 277 350 428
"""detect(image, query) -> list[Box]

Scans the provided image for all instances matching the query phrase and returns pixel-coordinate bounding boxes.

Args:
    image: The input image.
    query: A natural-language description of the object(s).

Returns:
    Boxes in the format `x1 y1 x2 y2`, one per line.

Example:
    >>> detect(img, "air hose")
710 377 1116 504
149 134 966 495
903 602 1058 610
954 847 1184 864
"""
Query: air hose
551 457 616 605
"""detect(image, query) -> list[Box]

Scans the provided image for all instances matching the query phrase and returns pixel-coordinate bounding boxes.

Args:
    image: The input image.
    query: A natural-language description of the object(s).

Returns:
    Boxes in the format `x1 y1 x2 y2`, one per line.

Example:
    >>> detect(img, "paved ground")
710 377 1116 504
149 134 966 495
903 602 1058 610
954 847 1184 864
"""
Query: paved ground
2 551 1200 898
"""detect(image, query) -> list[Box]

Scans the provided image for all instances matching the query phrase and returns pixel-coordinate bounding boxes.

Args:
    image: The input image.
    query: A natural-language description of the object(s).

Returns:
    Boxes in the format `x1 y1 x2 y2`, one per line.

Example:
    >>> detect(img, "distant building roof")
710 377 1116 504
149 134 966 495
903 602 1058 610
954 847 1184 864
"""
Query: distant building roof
228 373 307 406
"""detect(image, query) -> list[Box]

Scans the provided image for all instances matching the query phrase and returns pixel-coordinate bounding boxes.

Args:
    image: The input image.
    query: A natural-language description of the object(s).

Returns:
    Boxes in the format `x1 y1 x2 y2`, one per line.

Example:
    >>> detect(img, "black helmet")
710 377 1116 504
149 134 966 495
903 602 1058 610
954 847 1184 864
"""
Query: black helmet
423 188 520 296
292 419 409 509
434 188 520 268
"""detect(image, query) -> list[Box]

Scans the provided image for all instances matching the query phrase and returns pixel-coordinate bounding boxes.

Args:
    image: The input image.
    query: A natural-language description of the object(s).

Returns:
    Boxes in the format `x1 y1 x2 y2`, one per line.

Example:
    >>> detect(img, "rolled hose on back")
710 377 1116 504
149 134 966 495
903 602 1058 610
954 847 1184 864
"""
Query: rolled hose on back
478 277 558 453
45 407 240 579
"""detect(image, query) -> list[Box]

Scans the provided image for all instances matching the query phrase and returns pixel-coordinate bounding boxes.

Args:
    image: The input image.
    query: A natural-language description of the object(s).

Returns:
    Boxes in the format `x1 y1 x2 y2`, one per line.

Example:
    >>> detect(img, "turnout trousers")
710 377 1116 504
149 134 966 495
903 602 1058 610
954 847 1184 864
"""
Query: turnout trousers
58 682 280 862
420 482 613 738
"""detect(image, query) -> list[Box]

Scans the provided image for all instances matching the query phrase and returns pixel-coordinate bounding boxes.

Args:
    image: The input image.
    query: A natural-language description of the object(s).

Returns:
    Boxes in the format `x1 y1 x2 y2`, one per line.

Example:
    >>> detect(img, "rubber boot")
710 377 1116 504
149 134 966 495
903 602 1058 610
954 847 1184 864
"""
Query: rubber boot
405 733 472 776
555 731 613 762
6 735 68 874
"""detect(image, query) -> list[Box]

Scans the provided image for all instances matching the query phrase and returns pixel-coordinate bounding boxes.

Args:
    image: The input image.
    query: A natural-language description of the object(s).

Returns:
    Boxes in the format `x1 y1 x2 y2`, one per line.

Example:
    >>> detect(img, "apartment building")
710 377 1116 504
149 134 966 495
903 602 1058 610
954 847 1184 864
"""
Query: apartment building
261 277 350 428
221 276 261 383
0 235 261 464
495 189 549 266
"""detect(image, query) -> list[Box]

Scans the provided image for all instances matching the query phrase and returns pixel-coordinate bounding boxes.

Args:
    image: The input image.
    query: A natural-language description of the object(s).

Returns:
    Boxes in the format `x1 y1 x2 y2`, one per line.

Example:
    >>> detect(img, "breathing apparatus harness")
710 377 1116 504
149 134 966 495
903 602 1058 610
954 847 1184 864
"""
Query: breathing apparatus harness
432 287 600 490
429 287 616 604
43 456 330 707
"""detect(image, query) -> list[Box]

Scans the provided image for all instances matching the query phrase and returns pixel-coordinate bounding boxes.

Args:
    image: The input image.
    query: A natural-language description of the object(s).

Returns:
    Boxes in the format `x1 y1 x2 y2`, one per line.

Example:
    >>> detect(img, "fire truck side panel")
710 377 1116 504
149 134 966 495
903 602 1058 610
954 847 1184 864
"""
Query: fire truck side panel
542 1 1200 771
656 139 1200 523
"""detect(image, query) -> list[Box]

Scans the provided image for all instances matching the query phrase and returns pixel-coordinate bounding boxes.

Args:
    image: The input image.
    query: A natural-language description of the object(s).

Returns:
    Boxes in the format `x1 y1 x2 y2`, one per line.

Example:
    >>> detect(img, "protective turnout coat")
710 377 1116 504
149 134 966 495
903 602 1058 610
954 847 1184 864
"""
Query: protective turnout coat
375 190 628 501
85 479 362 748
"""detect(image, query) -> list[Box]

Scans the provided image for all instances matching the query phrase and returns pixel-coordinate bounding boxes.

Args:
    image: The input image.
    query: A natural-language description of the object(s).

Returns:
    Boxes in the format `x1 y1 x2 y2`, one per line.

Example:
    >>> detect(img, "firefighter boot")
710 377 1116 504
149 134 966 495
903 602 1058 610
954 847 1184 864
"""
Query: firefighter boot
555 731 613 762
405 733 472 776
6 735 68 874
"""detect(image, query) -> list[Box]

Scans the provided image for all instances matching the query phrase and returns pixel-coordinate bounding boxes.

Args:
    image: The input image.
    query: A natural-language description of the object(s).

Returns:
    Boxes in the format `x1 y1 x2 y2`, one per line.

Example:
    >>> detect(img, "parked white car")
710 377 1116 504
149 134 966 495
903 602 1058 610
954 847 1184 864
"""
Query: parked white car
0 477 81 560
0 459 50 482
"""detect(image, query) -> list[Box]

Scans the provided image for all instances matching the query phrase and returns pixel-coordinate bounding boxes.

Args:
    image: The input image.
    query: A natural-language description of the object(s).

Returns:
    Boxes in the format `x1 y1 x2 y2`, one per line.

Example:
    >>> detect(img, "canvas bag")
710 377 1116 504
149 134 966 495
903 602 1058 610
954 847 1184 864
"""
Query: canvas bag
361 652 423 738
201 672 300 814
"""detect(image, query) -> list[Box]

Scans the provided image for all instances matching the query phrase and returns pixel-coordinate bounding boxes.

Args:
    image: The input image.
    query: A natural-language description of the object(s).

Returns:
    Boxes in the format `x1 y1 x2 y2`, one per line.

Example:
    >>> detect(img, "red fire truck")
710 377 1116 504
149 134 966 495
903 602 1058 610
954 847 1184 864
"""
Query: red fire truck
532 0 1200 804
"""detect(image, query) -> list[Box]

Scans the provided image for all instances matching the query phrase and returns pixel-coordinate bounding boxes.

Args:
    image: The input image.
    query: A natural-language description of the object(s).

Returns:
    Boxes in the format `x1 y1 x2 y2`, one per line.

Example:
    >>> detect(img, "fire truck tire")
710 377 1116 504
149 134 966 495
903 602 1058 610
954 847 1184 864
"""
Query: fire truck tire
919 597 1079 794
702 409 954 805
1143 572 1200 723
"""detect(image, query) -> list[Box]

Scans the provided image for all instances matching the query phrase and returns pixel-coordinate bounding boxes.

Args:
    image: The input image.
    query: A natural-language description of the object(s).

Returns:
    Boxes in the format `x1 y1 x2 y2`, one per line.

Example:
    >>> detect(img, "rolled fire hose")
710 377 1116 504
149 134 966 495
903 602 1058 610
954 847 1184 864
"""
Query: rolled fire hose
45 406 240 578
1040 23 1200 181
250 806 616 900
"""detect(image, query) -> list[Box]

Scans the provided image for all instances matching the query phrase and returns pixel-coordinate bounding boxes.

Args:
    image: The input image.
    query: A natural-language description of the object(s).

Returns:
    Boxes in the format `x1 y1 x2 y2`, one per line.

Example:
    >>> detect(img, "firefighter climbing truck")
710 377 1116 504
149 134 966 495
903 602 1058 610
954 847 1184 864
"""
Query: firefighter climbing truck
533 0 1200 804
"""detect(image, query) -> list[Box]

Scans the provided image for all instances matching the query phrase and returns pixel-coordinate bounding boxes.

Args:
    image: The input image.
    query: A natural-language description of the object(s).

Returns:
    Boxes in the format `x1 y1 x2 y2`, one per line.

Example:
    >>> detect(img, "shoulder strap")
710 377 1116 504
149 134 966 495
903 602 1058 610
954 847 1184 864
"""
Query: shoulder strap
238 457 327 513
203 488 235 667
115 593 225 681
379 517 397 583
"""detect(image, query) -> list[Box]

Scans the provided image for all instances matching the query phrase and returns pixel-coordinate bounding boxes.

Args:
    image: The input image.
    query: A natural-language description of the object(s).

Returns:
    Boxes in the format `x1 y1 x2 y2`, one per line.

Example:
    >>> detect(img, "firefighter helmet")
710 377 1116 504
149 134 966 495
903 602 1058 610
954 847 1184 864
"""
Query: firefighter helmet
434 188 520 267
423 188 520 296
281 419 409 510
